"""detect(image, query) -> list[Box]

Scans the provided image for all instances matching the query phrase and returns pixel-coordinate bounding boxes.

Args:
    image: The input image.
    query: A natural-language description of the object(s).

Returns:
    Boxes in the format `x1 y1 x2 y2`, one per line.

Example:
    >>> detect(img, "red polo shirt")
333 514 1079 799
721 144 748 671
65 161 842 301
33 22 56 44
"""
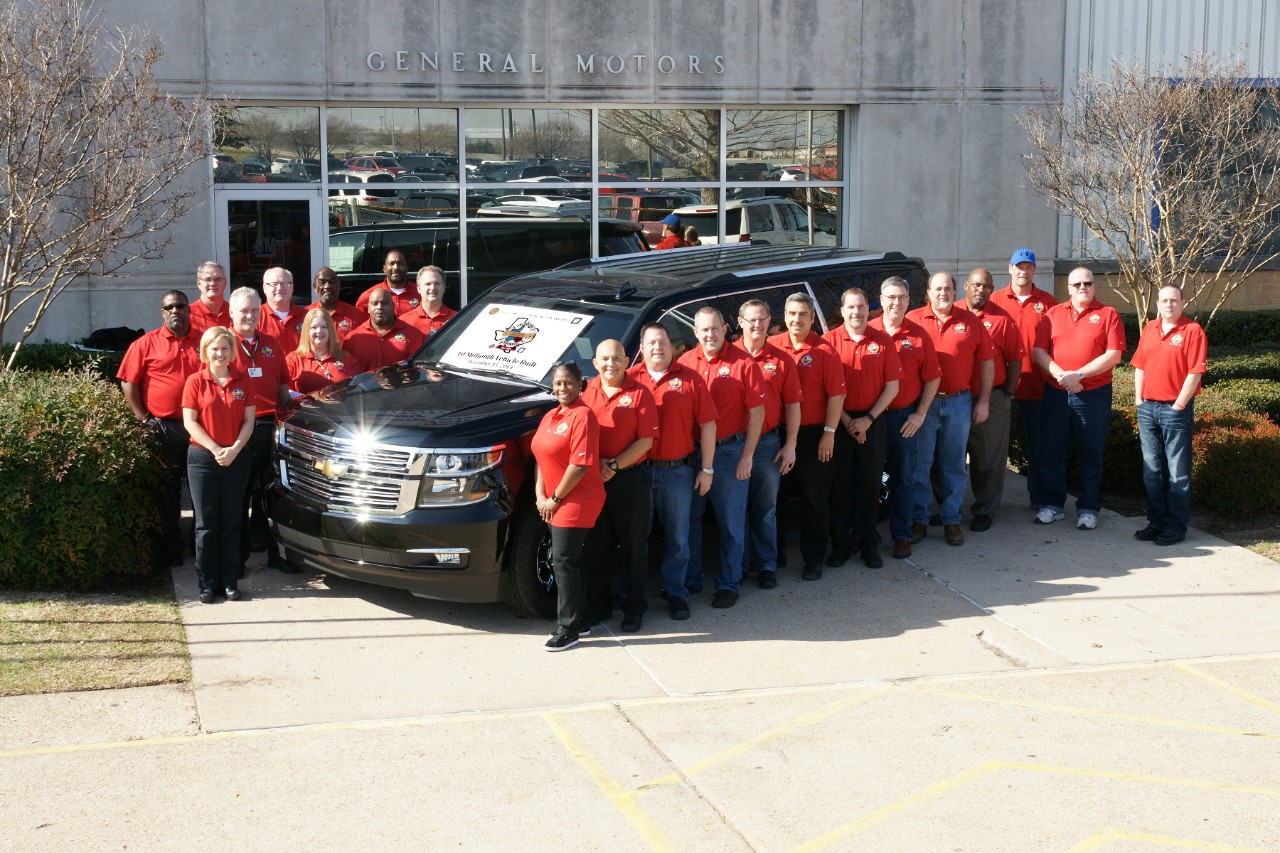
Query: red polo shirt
1131 316 1208 401
259 304 308 352
823 324 903 413
627 362 718 461
678 344 768 439
285 351 359 394
405 303 457 337
735 340 803 432
581 375 660 462
870 317 942 410
960 301 1025 396
344 319 427 372
188 300 230 334
306 301 365 342
1035 299 1128 391
906 305 996 395
116 326 202 419
232 331 287 418
355 281 421 316
990 285 1057 400
531 398 606 529
768 331 846 426
181 368 252 447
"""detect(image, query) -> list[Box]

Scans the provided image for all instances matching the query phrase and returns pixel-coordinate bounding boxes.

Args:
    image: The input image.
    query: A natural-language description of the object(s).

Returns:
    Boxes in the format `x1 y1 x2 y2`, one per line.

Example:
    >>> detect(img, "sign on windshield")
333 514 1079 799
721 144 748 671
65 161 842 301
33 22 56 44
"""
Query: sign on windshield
439 303 593 381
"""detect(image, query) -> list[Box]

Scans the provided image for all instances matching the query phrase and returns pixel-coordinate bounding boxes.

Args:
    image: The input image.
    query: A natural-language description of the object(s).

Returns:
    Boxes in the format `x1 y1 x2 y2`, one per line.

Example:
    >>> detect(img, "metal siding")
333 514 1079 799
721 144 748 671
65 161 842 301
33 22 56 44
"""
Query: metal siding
1147 0 1208 69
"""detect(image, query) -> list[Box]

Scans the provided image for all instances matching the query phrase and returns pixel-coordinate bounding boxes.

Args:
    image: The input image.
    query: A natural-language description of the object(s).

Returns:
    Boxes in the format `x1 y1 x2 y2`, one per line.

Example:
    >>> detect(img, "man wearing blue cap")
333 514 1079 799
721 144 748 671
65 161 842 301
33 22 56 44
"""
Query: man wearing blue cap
655 214 691 250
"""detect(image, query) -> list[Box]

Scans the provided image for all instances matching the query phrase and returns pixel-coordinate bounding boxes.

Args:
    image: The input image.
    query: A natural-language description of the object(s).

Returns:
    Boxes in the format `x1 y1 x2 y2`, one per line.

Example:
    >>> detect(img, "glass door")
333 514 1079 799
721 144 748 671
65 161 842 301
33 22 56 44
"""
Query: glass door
214 188 327 303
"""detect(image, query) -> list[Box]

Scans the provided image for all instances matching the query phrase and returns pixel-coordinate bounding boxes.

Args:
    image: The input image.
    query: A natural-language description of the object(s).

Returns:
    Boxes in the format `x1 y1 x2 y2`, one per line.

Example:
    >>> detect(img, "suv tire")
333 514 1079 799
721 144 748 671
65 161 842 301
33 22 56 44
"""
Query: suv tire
505 500 557 618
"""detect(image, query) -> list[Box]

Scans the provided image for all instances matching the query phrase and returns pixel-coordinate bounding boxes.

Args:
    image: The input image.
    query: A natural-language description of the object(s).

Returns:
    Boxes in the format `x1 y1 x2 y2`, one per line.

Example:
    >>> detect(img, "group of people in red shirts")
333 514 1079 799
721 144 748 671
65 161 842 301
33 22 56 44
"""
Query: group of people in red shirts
117 254 457 603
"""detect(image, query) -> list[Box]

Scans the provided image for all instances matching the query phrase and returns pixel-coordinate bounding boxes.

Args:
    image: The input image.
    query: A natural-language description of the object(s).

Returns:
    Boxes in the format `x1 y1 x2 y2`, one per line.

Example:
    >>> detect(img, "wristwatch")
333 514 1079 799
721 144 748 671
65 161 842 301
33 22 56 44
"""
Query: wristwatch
822 426 836 433
701 467 715 475
606 459 620 472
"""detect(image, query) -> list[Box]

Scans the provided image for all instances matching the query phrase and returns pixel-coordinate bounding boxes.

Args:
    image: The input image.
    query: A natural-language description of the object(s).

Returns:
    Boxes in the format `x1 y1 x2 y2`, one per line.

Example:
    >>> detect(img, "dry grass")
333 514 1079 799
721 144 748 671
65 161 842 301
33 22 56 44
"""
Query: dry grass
0 584 189 697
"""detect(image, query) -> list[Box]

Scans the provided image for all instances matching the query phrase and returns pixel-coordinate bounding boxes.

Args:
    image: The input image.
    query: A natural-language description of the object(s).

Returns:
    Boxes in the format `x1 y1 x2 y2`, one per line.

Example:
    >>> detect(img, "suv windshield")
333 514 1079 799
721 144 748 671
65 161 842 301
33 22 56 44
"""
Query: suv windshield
417 293 640 387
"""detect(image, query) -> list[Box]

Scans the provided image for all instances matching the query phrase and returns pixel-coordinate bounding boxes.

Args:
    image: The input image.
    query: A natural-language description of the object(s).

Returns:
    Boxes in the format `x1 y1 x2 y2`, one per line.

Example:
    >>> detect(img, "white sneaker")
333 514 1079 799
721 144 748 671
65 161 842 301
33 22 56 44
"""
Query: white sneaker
1034 507 1065 525
1077 512 1098 530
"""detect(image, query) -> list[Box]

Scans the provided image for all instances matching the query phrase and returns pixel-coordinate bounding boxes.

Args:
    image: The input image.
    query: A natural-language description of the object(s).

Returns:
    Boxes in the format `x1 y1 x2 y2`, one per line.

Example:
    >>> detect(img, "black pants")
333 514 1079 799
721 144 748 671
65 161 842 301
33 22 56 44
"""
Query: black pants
582 465 651 620
240 419 279 566
189 445 251 594
151 418 191 561
780 424 835 567
829 416 887 554
551 525 590 632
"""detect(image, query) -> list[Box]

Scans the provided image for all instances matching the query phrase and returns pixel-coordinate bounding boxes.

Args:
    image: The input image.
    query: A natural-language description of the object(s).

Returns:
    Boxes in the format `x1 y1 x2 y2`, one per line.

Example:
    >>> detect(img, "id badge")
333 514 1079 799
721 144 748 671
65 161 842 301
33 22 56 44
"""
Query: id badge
248 367 263 378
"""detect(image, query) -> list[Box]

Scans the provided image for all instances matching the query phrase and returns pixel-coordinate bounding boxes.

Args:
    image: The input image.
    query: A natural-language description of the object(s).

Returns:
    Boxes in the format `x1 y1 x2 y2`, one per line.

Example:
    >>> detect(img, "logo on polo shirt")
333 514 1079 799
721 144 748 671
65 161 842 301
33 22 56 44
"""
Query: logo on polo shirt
294 321 304 334
717 365 732 377
231 387 246 401
555 421 569 435
338 319 353 331
800 354 813 366
1171 334 1184 346
982 320 993 331
335 361 347 370
1033 302 1046 314
668 377 684 390
409 297 421 307
954 323 969 334
394 333 407 343
1088 314 1101 324
261 346 275 357
900 339 914 350
618 394 634 408
762 361 778 374
867 342 882 354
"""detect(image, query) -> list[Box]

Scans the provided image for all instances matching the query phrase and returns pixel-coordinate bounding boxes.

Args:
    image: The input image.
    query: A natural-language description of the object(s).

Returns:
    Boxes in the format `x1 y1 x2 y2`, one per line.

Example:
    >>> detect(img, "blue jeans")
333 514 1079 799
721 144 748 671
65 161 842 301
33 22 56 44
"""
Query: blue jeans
912 390 972 525
883 406 919 542
747 430 782 572
1137 400 1194 537
1039 384 1112 513
650 463 695 600
688 438 750 593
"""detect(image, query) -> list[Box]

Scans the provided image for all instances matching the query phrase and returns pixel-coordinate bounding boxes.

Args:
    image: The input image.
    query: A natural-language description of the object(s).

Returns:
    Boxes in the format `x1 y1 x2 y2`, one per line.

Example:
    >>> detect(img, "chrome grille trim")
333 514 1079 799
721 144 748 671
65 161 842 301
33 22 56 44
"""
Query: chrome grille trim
279 424 426 515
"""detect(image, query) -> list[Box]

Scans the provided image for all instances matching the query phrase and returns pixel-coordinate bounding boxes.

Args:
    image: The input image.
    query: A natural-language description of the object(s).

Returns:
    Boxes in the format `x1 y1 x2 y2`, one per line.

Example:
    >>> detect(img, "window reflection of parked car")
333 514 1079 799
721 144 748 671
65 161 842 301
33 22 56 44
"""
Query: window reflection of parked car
673 198 837 247
344 156 405 176
598 192 690 245
270 157 292 174
726 161 772 181
328 170 399 205
287 159 321 181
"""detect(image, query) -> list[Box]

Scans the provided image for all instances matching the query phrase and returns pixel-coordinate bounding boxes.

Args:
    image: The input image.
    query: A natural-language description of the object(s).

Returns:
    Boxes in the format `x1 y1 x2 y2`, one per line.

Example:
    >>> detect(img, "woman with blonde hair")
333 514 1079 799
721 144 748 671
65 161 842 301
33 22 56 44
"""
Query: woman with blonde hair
182 326 255 603
286 307 357 395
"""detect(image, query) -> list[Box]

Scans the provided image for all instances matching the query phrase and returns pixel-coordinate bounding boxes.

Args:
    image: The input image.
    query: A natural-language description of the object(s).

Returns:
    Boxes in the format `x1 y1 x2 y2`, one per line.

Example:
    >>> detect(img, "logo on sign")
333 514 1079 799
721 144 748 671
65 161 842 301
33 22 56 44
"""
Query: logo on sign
494 317 539 353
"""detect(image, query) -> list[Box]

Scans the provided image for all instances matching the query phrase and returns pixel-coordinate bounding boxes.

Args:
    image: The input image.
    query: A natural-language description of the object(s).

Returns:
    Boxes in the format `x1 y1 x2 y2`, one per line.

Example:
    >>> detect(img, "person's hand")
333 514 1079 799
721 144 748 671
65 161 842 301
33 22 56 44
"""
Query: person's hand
536 496 557 524
817 432 835 462
694 469 713 496
736 455 753 480
599 460 615 483
213 445 234 467
775 443 796 475
972 401 989 425
902 412 924 438
852 416 871 444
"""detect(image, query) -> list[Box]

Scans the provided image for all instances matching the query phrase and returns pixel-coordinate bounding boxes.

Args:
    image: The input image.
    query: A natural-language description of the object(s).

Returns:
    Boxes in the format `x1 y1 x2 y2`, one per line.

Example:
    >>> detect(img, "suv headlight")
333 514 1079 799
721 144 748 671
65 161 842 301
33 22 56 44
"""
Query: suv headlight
417 447 504 507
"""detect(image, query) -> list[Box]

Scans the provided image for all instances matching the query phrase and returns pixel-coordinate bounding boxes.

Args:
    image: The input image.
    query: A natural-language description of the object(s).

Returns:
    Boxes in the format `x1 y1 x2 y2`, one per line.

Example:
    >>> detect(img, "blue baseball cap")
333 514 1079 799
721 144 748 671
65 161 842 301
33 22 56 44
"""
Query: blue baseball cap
660 213 681 227
1009 248 1036 266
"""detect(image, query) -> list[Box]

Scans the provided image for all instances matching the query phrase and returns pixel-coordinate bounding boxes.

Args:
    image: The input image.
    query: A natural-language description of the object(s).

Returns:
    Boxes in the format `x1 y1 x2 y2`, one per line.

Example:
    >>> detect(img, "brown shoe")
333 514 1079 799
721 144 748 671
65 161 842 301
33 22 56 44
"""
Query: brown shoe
892 538 912 559
910 521 927 544
944 523 964 546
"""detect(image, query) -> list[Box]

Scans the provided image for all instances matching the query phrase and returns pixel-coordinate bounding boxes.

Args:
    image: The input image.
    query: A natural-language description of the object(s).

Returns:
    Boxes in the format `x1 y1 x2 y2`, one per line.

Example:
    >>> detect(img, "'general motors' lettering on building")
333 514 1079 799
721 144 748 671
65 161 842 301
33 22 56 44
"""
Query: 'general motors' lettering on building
365 51 725 75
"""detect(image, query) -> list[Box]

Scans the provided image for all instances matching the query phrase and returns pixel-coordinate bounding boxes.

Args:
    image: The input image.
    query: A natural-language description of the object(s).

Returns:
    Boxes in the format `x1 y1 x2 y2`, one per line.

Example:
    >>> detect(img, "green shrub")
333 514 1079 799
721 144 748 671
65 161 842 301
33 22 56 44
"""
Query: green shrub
1204 348 1280 384
0 368 164 590
0 343 124 382
1200 378 1280 423
1197 310 1280 348
1192 413 1280 516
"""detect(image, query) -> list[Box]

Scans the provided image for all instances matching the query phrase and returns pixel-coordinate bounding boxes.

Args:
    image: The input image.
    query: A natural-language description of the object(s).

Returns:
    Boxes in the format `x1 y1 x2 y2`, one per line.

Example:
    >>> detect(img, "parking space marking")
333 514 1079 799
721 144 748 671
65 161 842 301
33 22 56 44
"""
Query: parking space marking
1067 827 1277 852
542 712 678 853
902 685 1280 740
792 762 1280 852
1170 663 1280 716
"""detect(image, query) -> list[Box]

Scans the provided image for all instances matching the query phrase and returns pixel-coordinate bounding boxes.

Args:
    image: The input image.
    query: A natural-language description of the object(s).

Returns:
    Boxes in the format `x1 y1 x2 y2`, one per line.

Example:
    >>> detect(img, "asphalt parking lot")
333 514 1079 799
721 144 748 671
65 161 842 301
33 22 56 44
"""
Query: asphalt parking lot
2 473 1279 851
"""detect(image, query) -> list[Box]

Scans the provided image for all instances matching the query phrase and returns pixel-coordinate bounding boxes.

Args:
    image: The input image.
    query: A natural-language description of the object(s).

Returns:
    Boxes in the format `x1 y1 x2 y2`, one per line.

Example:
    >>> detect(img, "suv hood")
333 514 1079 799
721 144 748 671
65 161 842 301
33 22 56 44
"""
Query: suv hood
280 364 554 448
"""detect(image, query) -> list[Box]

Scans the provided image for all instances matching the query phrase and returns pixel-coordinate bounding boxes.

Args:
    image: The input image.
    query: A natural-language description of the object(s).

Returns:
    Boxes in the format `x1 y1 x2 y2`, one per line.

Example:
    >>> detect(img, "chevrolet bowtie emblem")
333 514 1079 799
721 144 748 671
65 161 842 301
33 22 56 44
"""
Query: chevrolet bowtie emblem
315 459 348 478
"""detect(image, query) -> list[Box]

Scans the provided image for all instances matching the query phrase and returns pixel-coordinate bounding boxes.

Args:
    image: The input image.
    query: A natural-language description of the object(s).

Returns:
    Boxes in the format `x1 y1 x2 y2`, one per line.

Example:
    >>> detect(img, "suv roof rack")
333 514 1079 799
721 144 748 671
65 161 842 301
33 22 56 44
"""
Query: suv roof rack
560 244 897 279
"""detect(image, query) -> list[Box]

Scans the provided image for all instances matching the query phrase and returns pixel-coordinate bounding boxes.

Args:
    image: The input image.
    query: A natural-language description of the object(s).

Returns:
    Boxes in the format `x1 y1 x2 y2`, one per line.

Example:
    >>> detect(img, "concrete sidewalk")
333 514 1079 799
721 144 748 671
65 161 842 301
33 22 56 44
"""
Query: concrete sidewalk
3 472 1279 851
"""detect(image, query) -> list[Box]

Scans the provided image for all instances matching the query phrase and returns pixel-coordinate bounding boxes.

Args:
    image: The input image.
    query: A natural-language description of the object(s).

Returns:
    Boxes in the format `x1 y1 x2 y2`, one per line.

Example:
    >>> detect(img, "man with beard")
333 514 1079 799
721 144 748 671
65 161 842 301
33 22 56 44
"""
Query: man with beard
344 286 428 371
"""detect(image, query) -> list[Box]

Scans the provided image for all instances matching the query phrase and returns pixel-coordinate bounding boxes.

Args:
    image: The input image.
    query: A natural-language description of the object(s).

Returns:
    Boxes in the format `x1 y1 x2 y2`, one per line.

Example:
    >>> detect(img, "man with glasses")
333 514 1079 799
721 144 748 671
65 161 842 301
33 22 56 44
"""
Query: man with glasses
117 291 202 565
1031 267 1126 530
258 267 307 351
189 262 230 333
306 267 363 343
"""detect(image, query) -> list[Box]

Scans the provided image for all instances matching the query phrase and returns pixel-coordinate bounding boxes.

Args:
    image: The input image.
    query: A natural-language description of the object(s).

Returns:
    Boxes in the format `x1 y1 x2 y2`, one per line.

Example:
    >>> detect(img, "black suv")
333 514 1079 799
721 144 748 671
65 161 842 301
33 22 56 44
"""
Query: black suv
328 216 648 310
269 245 929 617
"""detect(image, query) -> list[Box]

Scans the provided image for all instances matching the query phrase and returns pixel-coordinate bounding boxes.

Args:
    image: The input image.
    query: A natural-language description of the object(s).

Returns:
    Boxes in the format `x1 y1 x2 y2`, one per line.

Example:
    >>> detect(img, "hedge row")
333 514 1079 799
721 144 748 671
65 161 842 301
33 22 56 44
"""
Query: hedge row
0 343 124 382
1119 310 1280 351
0 369 164 589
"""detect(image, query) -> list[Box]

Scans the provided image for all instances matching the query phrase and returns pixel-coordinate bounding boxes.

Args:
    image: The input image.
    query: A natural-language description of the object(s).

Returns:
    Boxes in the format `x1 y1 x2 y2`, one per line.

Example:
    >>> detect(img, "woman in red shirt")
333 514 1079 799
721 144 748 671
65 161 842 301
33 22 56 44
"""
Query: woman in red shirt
182 326 256 603
286 308 357 396
531 361 606 651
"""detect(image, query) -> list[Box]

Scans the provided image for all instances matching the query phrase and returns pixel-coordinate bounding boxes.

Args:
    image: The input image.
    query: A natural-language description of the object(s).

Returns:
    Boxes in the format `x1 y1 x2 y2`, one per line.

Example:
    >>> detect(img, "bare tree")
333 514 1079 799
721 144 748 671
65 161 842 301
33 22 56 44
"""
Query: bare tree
283 118 320 161
0 0 212 368
510 118 588 160
1022 54 1280 324
236 109 284 162
325 117 366 159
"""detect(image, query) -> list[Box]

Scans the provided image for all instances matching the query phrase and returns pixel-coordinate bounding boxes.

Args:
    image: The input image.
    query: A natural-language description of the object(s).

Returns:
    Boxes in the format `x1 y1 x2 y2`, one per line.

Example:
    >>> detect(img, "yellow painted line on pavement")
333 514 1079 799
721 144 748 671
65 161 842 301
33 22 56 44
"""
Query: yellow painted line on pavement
903 685 1280 739
543 712 678 853
637 686 888 791
1067 827 1277 852
1171 663 1280 716
791 761 1280 852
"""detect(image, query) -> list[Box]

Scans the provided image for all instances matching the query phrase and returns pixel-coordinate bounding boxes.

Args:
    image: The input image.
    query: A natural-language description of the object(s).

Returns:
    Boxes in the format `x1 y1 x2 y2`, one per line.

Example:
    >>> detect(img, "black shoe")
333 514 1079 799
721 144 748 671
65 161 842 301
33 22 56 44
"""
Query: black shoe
711 589 739 609
1153 532 1185 546
685 580 704 594
825 549 850 568
575 622 593 637
198 589 216 604
668 596 690 620
1134 526 1161 541
225 587 241 601
758 570 778 590
544 630 579 652
969 514 993 532
861 549 883 569
620 612 643 633
776 551 789 568
802 564 823 581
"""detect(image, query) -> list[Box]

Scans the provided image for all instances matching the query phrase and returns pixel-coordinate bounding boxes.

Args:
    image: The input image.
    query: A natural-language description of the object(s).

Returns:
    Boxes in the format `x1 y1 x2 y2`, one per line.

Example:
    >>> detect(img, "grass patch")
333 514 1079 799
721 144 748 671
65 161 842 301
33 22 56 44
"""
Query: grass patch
0 576 189 697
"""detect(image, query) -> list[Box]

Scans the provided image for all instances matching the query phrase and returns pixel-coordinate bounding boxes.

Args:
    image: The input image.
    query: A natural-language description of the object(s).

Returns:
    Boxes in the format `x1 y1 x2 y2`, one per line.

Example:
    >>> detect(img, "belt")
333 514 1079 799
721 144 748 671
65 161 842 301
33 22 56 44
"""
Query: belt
255 415 276 425
935 389 971 399
647 457 689 469
715 431 746 446
888 398 920 413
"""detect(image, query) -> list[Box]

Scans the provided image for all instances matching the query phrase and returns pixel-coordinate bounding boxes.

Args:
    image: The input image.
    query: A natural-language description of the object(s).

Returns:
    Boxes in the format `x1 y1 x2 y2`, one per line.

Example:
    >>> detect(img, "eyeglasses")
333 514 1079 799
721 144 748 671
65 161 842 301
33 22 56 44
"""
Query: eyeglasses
263 281 292 289
161 304 189 312
1070 281 1096 289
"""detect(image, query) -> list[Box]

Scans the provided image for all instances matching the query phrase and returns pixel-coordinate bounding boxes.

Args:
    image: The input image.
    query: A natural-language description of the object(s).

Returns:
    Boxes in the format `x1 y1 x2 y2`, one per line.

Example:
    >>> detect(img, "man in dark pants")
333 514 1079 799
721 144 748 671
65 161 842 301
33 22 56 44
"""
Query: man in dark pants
768 293 846 579
581 339 658 632
228 286 292 573
824 288 901 570
117 290 202 565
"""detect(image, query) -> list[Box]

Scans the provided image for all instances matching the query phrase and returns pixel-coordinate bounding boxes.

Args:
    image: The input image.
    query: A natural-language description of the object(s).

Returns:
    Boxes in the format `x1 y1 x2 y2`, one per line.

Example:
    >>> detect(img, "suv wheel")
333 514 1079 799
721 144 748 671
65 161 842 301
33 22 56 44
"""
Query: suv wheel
505 500 557 618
